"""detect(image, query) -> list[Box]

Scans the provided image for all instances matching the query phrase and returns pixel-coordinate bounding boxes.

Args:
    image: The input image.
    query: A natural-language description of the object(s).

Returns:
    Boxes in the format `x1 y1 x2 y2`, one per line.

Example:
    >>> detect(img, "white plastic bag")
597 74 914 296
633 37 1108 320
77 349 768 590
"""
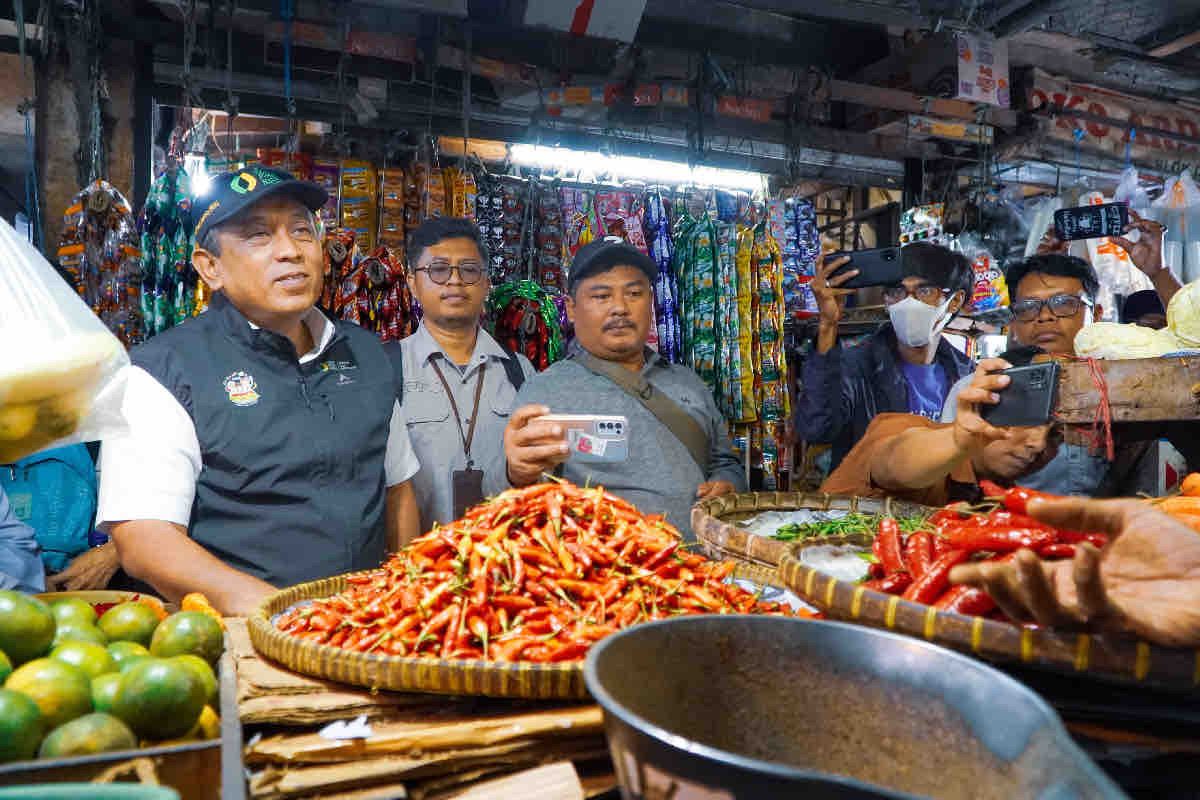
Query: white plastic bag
0 217 129 463
1078 191 1151 320
1152 170 1200 281
1113 166 1151 210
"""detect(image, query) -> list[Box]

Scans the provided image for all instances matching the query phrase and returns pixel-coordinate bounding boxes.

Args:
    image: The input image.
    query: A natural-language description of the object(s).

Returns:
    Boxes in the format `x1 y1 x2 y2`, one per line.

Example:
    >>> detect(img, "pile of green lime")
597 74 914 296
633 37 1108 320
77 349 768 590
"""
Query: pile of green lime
0 591 224 762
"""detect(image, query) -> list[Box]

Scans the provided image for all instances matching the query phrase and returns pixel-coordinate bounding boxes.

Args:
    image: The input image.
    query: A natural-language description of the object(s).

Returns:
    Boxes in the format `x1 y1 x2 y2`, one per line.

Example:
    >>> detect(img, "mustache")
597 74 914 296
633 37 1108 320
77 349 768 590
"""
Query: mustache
603 318 635 331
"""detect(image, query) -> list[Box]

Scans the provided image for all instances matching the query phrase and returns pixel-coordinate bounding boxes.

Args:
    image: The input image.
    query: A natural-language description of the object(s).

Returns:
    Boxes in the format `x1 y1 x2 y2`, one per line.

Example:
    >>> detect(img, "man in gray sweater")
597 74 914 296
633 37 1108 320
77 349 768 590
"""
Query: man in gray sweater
502 238 745 539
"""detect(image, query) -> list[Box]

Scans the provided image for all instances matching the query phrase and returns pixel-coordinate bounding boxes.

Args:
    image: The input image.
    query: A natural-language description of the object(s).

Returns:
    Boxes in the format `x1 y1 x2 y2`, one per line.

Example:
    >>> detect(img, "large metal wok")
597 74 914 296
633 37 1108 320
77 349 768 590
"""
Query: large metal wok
585 616 1125 799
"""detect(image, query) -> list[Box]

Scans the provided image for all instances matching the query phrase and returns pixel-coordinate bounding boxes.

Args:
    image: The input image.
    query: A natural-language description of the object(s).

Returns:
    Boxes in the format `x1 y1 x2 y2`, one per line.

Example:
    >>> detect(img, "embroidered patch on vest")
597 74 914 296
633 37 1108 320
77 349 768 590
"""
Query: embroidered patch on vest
223 371 261 407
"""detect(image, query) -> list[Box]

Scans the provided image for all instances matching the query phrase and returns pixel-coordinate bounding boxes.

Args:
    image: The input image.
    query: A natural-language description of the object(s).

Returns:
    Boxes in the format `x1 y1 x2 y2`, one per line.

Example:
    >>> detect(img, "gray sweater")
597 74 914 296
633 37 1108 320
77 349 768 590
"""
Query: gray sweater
512 351 747 539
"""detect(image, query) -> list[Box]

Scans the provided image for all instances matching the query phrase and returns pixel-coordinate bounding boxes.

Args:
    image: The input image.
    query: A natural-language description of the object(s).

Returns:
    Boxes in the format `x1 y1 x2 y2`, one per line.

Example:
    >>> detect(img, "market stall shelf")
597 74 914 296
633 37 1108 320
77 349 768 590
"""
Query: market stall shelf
249 572 588 700
779 544 1200 694
692 491 931 567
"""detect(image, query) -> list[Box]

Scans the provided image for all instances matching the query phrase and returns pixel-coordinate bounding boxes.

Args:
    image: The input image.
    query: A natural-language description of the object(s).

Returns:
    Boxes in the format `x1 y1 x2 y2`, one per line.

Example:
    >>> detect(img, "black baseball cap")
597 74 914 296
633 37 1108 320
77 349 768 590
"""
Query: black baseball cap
567 236 658 293
193 165 328 242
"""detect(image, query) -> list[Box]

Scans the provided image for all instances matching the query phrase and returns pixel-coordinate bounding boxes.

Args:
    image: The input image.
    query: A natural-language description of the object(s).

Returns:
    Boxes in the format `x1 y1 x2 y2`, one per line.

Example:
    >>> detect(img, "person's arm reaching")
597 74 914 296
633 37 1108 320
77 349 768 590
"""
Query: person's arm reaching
871 358 1012 492
795 253 857 445
1115 209 1181 308
950 496 1200 648
110 520 274 615
385 481 419 551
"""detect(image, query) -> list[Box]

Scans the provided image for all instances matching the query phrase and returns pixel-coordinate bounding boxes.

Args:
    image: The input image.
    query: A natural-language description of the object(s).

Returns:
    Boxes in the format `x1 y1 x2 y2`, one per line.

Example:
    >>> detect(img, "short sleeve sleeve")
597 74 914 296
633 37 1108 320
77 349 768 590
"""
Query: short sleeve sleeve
384 401 420 486
96 366 202 528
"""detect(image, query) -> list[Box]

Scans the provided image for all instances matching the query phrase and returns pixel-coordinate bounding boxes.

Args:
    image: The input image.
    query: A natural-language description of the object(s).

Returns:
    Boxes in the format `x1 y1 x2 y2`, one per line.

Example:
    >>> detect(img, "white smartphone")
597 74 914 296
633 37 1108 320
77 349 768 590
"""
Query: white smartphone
537 414 630 463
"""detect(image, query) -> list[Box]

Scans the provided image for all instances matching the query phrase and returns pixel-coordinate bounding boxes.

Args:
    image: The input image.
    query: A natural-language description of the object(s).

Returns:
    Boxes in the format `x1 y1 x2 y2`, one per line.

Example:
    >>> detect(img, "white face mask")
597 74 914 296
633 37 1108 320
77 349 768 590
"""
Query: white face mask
888 295 954 349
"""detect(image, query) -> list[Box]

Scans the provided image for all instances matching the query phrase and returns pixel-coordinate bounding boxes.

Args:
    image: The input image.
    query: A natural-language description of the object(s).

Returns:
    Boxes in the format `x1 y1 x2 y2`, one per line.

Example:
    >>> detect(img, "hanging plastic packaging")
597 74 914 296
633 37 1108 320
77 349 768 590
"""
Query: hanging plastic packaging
0 217 129 463
1152 169 1200 283
1022 195 1063 258
1113 166 1151 211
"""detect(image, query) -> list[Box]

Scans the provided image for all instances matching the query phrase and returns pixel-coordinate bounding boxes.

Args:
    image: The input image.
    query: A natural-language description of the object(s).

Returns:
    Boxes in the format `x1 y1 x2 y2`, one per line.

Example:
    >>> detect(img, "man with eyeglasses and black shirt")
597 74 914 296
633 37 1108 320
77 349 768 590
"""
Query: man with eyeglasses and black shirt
798 242 975 470
385 218 535 540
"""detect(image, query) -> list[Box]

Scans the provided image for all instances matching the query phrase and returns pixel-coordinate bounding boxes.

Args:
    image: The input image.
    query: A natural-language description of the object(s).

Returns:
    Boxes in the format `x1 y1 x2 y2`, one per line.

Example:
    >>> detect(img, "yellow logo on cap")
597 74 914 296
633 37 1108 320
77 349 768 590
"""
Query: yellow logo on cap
231 172 258 194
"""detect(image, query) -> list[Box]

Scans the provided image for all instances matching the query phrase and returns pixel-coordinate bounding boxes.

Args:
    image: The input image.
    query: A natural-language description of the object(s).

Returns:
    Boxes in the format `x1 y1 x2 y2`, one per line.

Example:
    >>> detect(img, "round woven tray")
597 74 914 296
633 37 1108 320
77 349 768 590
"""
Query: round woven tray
248 563 784 700
779 545 1200 694
691 491 931 568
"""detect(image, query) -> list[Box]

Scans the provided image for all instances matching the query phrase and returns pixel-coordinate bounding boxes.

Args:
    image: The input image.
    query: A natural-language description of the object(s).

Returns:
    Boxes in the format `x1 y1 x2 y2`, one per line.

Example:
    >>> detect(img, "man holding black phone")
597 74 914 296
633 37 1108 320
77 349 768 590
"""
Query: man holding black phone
501 238 745 539
797 242 974 469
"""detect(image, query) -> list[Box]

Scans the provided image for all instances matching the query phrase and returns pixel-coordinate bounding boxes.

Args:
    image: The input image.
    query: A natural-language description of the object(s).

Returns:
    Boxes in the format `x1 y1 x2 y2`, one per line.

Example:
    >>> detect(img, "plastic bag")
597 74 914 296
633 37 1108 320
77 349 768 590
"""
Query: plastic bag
1022 195 1062 258
0 217 129 463
1113 166 1151 210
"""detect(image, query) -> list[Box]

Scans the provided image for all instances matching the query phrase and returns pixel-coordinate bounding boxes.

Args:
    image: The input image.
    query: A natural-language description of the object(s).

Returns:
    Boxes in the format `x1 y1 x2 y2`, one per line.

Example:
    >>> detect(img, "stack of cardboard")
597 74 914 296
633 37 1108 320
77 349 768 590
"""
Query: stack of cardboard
227 620 614 799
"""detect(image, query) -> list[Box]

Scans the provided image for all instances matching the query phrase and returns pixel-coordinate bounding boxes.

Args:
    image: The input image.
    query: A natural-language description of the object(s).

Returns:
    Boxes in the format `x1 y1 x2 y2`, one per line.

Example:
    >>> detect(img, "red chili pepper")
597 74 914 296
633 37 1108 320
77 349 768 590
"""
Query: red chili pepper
1037 543 1076 559
1001 485 1062 515
978 479 1007 499
902 549 970 605
939 526 1057 553
903 531 933 579
876 518 905 574
863 572 913 595
1057 531 1109 549
931 535 954 559
933 585 996 616
867 561 886 580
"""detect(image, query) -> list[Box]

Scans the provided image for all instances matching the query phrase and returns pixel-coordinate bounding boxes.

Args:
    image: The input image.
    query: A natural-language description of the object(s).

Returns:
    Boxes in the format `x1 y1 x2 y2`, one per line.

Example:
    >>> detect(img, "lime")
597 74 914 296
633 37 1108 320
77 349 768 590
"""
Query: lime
38 712 136 758
112 658 205 740
52 623 108 648
97 603 161 647
51 641 117 680
91 672 122 714
170 654 218 708
49 598 98 628
0 591 55 664
0 688 43 763
150 612 224 665
4 657 92 730
107 640 150 667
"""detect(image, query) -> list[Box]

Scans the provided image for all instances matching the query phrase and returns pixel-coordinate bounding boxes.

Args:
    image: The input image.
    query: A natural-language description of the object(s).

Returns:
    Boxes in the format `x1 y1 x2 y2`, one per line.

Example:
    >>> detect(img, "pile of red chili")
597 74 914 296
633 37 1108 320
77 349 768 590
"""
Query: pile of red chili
275 481 796 662
864 480 1108 617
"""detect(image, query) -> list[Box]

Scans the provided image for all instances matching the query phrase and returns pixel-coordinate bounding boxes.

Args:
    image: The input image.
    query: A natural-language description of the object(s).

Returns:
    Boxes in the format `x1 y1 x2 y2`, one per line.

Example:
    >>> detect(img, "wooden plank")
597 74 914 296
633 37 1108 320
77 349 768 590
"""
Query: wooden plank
1149 29 1200 59
1056 357 1200 424
829 79 1018 128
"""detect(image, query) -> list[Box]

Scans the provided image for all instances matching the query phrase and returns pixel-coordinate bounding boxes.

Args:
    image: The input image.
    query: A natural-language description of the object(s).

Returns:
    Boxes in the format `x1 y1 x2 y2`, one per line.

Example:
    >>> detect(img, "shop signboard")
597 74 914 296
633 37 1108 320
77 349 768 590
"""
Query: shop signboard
1028 69 1200 163
954 32 1010 108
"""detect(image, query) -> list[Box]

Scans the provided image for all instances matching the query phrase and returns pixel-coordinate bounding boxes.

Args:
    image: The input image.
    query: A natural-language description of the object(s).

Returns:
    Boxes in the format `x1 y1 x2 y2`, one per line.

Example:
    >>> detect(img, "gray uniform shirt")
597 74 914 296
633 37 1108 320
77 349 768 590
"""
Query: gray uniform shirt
398 323 535 531
512 350 747 539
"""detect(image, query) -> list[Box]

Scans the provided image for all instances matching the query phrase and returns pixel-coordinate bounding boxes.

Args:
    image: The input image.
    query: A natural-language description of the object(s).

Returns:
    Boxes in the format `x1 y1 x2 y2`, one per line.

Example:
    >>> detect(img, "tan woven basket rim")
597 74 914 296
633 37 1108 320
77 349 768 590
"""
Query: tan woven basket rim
779 545 1200 693
247 571 584 699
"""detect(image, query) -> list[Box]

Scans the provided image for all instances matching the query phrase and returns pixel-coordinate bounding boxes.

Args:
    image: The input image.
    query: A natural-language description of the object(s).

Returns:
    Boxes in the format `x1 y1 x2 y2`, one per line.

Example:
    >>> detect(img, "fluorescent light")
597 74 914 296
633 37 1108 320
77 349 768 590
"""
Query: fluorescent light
509 144 764 192
184 153 212 198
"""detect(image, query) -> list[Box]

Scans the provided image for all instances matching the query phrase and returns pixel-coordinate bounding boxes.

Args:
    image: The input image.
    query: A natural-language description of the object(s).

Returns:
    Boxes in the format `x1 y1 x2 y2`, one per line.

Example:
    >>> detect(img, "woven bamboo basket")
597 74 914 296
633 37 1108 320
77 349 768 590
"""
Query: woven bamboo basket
779 545 1200 693
691 491 932 568
248 563 784 700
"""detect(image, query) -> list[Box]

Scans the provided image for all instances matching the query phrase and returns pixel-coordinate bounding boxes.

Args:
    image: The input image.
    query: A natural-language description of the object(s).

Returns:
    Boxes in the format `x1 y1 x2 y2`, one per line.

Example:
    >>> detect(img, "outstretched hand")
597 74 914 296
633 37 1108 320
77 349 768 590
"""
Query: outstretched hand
950 496 1200 647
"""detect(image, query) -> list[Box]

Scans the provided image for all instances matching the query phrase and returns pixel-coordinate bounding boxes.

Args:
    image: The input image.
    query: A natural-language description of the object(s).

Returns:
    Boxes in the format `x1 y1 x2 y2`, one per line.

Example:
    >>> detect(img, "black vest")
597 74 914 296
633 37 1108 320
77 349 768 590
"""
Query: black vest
131 293 394 588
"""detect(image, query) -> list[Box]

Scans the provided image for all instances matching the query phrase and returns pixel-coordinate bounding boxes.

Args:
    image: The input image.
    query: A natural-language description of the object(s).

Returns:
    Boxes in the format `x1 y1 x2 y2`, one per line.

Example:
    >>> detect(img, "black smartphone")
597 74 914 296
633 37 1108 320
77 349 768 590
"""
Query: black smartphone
825 246 905 289
980 362 1060 428
1053 202 1129 241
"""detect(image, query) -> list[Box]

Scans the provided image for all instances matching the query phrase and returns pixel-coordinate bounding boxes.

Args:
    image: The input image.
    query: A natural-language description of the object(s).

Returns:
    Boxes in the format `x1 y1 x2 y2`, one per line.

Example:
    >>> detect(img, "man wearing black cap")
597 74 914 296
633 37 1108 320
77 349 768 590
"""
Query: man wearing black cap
503 237 745 538
96 166 421 614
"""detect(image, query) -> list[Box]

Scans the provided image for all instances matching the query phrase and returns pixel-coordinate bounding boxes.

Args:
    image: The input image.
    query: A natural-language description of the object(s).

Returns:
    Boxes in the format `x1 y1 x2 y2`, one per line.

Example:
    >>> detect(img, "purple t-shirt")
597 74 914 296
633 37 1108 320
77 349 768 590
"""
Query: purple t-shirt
900 361 948 421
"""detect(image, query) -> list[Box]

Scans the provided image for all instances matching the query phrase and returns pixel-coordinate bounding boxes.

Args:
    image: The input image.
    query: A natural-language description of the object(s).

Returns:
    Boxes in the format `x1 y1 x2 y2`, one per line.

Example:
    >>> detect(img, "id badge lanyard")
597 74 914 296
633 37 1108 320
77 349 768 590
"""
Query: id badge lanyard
430 360 487 518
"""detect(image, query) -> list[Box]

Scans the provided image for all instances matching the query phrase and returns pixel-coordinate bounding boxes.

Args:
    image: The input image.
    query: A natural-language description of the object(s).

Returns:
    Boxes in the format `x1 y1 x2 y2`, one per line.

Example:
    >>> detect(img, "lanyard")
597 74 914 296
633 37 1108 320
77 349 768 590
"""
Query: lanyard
430 359 487 466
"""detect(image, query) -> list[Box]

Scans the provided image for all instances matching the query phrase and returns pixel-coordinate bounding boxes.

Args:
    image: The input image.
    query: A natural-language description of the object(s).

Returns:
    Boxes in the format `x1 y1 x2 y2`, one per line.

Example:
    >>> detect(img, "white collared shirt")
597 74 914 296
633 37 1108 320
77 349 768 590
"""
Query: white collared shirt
96 308 419 529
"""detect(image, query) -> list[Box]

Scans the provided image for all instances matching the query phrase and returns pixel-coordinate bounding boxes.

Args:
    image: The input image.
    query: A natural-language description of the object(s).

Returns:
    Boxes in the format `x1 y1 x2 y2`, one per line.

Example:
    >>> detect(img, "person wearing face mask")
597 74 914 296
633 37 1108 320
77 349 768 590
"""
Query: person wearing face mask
797 242 974 470
821 358 1058 507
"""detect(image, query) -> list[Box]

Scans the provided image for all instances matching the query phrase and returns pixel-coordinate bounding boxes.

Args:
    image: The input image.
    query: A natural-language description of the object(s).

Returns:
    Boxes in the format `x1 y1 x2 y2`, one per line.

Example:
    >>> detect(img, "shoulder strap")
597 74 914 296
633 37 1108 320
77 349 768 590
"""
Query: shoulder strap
575 352 709 471
384 342 405 404
496 342 526 391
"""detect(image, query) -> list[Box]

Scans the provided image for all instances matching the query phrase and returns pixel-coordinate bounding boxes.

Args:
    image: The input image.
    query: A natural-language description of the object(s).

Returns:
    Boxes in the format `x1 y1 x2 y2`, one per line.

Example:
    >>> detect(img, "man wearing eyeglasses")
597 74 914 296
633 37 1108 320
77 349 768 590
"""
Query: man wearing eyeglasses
384 218 534 538
798 242 975 469
96 167 421 614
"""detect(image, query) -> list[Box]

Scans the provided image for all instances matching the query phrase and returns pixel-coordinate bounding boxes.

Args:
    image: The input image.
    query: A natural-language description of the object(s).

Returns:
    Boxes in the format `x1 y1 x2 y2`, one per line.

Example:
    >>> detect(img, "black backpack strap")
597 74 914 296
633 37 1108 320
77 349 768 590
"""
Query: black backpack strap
383 341 405 403
496 342 527 391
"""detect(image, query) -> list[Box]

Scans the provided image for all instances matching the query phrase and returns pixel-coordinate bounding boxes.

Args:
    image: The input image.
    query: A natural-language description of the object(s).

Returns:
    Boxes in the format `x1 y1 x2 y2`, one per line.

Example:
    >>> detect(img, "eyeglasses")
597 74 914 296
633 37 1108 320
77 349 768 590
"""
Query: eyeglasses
1010 294 1092 322
882 285 951 306
415 259 485 285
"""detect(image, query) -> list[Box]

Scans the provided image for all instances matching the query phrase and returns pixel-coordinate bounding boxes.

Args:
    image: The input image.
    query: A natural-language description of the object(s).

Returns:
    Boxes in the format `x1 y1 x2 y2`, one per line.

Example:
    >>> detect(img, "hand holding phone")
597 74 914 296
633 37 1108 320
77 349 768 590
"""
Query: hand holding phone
1054 202 1129 242
979 362 1059 428
825 246 905 289
535 414 630 463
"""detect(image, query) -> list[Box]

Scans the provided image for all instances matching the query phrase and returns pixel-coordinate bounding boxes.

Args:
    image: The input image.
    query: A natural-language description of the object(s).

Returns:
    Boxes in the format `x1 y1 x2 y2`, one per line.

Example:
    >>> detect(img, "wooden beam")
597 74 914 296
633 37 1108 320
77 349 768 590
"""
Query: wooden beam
1057 357 1200 424
829 79 1018 128
1148 29 1200 59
